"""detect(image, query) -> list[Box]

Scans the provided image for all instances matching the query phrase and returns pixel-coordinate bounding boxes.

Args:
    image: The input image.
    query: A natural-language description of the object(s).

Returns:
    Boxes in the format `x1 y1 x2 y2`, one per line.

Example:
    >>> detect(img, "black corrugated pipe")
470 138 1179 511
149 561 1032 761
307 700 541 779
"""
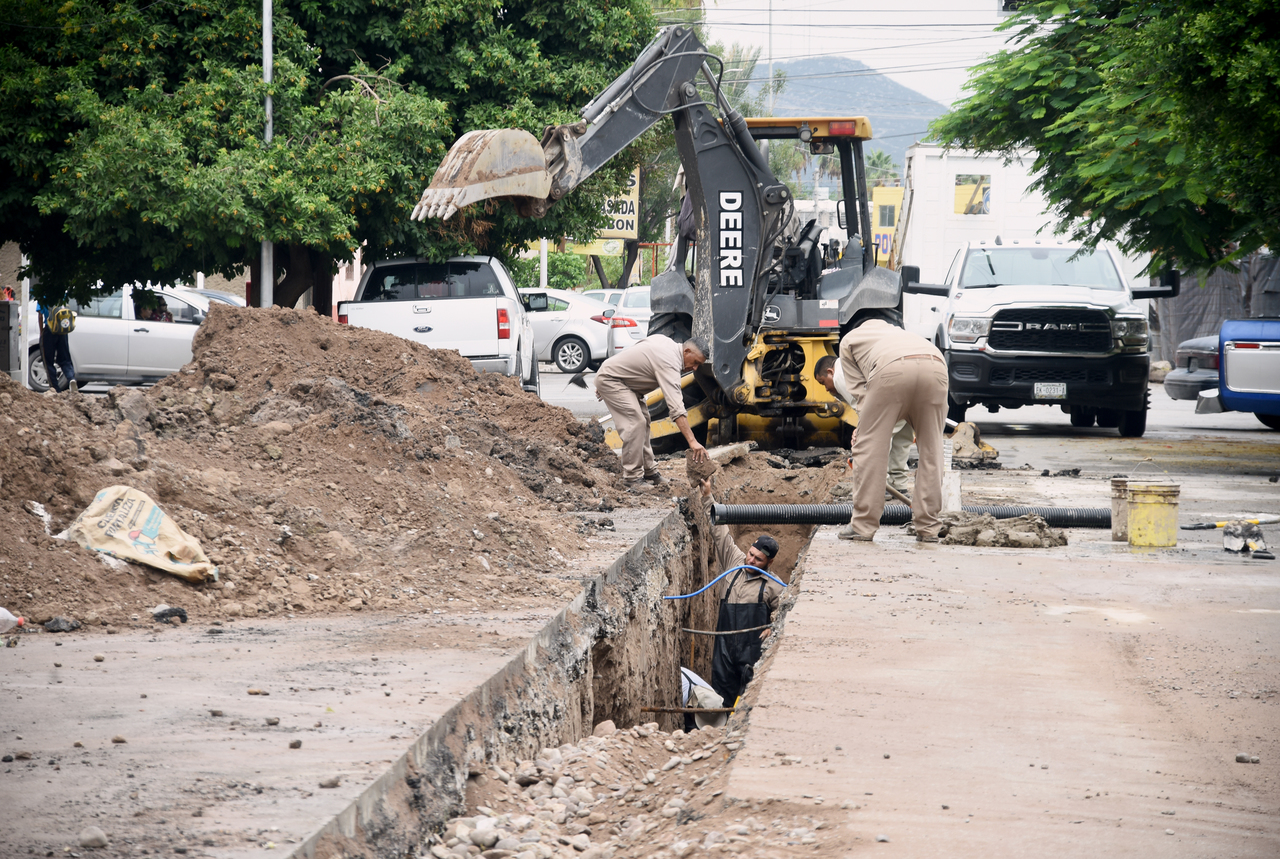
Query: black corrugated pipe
709 503 1112 529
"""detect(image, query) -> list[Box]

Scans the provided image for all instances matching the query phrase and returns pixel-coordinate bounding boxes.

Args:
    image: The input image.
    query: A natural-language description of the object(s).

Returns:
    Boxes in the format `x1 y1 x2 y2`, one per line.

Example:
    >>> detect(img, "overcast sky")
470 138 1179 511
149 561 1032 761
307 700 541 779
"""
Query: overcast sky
687 0 1017 107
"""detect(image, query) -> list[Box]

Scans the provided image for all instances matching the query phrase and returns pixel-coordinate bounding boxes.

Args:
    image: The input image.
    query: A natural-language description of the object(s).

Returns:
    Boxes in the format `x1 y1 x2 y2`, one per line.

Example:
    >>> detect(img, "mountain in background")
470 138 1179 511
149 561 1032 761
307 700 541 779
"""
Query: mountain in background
748 56 948 173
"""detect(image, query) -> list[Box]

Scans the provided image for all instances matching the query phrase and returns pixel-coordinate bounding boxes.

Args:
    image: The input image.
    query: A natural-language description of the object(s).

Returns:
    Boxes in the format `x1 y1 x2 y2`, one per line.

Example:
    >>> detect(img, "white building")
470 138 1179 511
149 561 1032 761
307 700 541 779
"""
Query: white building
892 143 1150 336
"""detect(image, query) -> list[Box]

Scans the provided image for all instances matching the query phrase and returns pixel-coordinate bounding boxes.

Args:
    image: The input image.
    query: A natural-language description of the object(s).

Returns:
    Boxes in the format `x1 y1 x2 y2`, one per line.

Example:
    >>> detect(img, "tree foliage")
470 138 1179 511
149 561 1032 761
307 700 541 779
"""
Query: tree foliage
866 149 899 187
0 0 656 304
930 0 1280 272
508 250 589 291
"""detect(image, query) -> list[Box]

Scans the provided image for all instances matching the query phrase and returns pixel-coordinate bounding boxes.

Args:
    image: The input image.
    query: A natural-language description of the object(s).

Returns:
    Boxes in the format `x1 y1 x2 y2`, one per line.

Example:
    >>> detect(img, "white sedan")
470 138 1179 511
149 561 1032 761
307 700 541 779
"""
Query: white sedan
28 285 211 391
606 285 653 356
519 288 616 373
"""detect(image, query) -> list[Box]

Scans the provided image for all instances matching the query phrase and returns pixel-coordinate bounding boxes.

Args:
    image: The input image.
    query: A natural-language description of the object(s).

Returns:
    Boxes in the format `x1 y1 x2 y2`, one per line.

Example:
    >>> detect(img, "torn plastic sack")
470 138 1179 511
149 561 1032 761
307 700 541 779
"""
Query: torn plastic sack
66 486 218 583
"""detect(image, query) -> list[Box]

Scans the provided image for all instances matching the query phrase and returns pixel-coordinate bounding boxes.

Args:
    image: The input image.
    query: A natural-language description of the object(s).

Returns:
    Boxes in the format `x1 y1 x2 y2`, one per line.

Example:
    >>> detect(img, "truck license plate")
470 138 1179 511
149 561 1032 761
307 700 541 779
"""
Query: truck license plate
1034 382 1067 399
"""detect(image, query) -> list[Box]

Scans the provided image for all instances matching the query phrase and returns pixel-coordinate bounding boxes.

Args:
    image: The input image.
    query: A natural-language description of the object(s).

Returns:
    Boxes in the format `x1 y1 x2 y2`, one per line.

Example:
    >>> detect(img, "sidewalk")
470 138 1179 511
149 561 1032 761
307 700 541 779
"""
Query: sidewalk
729 525 1280 857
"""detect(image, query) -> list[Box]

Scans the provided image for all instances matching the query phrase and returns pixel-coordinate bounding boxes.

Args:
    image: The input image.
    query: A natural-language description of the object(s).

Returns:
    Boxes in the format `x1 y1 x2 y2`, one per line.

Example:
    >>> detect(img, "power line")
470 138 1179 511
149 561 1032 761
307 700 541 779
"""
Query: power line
672 21 1009 28
713 32 1006 67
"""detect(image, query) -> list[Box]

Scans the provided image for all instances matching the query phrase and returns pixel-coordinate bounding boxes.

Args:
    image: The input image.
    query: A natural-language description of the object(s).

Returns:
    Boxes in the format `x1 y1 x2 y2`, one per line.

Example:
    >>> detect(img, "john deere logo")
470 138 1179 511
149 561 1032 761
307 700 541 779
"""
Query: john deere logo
762 305 781 324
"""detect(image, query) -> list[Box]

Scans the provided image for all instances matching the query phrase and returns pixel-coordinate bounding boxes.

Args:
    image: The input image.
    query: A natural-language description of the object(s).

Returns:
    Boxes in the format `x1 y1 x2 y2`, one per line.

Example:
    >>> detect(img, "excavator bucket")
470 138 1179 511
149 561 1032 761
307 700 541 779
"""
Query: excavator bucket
411 129 551 221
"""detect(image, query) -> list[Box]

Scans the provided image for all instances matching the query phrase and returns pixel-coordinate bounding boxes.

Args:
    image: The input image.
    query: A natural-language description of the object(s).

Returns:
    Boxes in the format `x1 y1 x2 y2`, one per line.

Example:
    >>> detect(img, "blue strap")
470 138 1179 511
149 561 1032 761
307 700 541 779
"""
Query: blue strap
663 564 787 600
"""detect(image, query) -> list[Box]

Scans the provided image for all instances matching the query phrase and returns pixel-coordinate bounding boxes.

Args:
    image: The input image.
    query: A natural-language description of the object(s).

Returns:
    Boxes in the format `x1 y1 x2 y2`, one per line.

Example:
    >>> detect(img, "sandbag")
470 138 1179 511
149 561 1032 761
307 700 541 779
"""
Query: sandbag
66 486 217 582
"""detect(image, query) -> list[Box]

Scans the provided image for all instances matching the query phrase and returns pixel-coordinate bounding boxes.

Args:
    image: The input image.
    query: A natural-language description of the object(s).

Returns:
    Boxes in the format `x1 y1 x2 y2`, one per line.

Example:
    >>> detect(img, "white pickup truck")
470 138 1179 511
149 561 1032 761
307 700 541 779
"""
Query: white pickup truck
338 256 541 394
901 240 1178 437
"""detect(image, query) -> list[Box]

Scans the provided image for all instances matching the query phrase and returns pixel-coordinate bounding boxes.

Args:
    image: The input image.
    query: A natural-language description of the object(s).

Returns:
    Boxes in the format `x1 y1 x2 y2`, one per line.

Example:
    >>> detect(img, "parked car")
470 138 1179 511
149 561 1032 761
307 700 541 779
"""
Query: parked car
27 285 211 391
518 288 613 373
1181 319 1280 430
1163 334 1219 400
178 287 246 306
607 285 653 356
337 256 539 394
585 288 626 308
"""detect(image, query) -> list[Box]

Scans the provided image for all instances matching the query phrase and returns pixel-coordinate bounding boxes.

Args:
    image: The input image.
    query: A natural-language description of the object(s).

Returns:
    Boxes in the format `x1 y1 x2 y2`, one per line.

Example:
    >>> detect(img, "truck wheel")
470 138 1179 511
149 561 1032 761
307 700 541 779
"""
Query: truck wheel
1069 406 1097 428
1095 408 1121 429
523 357 541 397
946 398 967 424
1256 413 1280 431
1118 407 1147 437
553 337 589 374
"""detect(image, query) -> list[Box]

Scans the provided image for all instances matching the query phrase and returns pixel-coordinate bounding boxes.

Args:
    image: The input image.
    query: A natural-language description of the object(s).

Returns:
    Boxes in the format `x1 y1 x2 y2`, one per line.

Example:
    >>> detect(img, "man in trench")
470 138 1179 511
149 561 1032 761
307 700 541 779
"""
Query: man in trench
814 318 948 542
699 477 784 706
594 335 709 490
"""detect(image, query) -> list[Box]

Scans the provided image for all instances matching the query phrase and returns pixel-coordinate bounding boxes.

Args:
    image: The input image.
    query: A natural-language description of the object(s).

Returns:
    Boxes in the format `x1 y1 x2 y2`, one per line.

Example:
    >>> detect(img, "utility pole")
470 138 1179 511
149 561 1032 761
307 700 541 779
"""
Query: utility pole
260 0 274 308
760 0 773 164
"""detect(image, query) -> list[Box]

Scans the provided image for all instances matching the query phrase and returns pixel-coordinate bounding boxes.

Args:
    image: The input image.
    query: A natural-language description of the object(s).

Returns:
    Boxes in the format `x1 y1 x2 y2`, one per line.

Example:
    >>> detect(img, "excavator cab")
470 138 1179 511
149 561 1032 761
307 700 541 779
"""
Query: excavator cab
743 116 877 284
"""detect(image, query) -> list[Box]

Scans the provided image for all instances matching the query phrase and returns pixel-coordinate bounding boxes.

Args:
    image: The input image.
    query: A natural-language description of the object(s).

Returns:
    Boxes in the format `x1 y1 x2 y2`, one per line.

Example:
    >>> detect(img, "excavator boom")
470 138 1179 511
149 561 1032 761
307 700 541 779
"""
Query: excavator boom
411 27 905 450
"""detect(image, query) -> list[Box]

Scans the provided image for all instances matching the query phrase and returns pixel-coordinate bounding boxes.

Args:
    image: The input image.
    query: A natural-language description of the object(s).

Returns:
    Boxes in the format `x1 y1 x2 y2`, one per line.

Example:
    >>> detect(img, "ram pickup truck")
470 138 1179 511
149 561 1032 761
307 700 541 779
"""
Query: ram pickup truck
337 256 541 394
902 240 1178 437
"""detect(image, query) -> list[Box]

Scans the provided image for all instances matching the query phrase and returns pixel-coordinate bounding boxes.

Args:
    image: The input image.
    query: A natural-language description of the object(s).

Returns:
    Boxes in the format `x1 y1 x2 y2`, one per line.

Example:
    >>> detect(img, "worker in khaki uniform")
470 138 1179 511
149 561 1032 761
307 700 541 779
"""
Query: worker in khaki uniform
595 335 709 488
816 355 914 500
700 478 784 705
816 319 948 542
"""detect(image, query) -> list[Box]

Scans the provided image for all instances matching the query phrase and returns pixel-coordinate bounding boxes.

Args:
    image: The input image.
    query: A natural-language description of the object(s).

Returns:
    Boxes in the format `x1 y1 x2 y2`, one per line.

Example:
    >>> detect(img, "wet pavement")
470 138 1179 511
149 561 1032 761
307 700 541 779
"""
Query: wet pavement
728 518 1280 857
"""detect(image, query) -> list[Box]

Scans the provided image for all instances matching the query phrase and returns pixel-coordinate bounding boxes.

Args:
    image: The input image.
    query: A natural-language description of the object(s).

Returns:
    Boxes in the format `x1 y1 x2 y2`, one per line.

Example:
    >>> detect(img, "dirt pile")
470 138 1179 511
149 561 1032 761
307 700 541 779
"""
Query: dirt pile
0 305 664 630
933 511 1068 548
454 720 856 859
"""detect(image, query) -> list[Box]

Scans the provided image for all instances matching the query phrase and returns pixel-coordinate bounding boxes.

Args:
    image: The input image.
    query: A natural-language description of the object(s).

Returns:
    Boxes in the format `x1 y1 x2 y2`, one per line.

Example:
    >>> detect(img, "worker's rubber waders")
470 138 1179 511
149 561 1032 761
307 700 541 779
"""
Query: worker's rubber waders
711 571 770 706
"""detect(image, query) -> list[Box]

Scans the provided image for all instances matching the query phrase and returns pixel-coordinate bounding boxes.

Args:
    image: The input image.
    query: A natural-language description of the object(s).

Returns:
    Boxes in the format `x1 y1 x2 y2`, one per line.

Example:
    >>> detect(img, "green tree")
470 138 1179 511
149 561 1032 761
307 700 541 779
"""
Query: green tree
930 0 1279 272
508 251 589 291
865 149 899 187
0 0 656 305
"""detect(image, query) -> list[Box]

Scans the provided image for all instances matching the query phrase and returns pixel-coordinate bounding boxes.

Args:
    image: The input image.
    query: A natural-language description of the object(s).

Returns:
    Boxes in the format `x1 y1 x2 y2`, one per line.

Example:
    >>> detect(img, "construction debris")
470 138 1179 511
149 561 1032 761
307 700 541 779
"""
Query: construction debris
924 511 1068 548
948 422 1000 469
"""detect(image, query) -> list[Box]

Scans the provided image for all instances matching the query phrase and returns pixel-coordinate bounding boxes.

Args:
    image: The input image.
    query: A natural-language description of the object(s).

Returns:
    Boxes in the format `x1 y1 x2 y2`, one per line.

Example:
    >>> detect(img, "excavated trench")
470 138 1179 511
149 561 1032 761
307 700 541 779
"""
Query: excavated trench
292 462 833 859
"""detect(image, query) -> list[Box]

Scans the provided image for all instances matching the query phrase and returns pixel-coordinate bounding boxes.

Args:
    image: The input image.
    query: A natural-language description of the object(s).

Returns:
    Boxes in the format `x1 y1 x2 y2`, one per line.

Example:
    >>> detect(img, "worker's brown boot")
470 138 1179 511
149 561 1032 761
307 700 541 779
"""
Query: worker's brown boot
643 470 667 486
837 525 874 542
623 478 654 494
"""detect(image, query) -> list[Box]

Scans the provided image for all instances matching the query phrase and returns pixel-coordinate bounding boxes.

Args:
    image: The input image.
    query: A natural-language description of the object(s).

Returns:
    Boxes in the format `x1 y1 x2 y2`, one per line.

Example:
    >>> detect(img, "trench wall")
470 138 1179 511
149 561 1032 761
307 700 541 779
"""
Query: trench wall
292 507 699 859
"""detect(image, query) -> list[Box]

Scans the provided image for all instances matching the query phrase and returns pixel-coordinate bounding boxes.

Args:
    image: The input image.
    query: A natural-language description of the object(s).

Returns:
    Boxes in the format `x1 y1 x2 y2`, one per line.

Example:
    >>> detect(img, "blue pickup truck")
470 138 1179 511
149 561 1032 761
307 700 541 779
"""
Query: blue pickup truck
1172 318 1280 430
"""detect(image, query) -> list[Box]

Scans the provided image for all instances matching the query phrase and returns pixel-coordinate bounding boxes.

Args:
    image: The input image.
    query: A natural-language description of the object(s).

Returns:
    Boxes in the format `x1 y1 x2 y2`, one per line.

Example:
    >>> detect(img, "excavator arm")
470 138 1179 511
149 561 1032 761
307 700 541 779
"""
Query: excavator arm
412 26 904 447
412 25 794 389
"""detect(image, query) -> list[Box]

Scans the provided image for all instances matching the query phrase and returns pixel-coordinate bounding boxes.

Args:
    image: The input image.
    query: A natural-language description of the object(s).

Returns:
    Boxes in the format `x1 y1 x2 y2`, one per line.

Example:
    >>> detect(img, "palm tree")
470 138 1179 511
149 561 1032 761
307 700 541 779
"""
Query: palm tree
866 149 900 186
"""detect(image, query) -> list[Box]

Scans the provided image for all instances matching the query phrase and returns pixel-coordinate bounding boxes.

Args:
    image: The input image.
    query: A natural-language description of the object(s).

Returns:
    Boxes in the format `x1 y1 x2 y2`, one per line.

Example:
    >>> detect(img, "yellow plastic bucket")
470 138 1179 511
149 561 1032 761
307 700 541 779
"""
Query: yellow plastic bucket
1110 478 1128 542
1127 482 1180 547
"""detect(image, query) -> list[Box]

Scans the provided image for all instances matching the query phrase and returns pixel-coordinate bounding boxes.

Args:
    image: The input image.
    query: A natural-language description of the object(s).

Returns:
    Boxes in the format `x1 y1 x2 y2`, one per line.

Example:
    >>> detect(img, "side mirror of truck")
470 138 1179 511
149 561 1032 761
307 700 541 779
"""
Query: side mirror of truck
899 265 950 297
836 199 846 230
525 292 549 311
1132 268 1181 299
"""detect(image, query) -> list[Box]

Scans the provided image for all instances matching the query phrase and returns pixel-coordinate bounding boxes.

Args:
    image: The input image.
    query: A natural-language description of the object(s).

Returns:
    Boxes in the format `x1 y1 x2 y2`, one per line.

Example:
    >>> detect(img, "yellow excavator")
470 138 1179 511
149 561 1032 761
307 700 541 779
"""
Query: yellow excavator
412 26 904 451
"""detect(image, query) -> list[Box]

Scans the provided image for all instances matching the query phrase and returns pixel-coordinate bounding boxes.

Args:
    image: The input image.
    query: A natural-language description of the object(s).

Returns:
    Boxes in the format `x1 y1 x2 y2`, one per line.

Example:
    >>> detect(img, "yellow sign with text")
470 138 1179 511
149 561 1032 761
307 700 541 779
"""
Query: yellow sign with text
600 169 640 239
565 169 639 256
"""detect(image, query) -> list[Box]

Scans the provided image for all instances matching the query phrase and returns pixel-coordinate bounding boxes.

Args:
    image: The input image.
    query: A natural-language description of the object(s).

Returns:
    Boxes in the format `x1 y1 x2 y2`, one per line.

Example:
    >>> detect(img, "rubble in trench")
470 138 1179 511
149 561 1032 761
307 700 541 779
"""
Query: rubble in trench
0 305 672 631
447 719 855 859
